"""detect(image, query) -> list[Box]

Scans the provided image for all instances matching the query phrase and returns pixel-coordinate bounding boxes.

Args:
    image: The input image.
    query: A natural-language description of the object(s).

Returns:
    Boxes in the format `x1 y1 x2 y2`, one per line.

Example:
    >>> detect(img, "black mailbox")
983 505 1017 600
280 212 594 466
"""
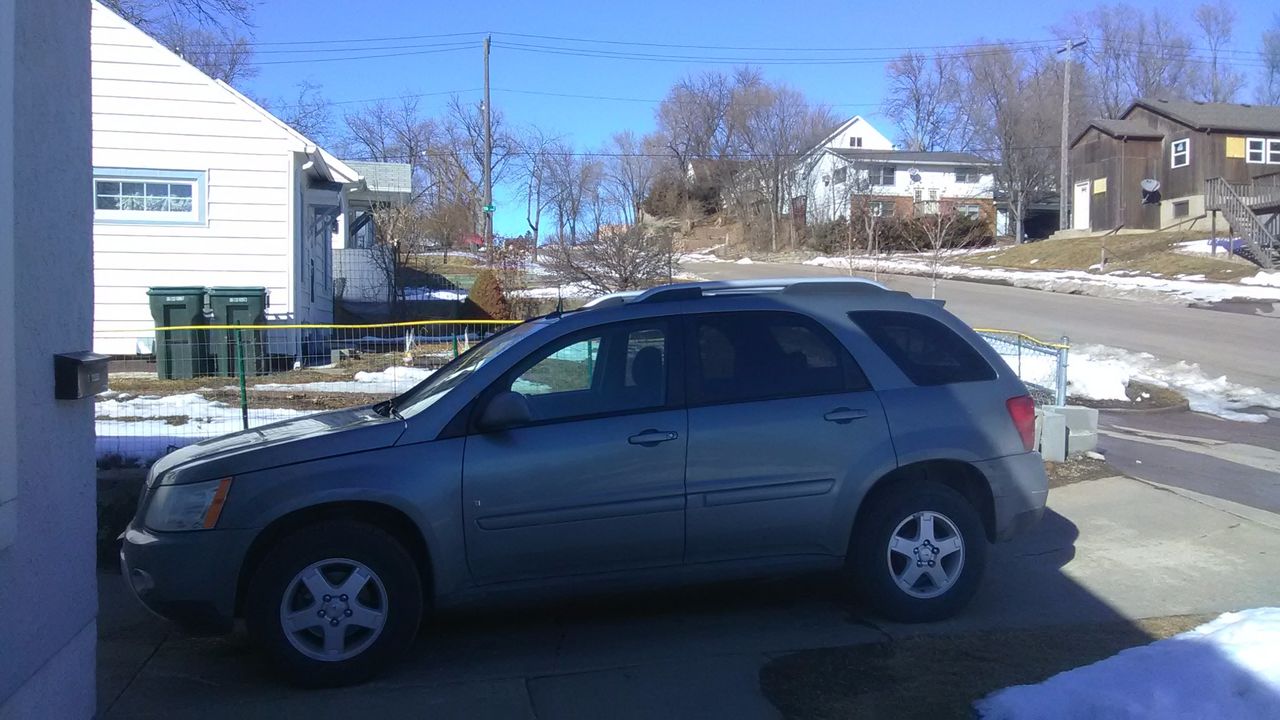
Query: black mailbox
54 351 111 400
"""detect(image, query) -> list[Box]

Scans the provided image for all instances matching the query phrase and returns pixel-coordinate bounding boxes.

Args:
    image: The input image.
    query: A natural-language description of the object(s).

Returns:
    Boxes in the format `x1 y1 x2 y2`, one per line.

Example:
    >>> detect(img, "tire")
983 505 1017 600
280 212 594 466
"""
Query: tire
244 520 423 687
847 480 986 623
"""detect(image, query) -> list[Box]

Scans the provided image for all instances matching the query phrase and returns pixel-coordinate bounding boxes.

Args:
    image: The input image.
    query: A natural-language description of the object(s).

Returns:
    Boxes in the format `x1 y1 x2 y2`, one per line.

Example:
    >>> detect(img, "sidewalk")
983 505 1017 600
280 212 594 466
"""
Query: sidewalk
98 475 1280 719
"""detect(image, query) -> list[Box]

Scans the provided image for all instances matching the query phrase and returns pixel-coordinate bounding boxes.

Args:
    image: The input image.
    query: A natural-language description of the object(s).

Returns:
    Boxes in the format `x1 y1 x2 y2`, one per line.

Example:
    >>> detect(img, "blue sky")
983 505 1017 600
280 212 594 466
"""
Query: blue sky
240 0 1276 235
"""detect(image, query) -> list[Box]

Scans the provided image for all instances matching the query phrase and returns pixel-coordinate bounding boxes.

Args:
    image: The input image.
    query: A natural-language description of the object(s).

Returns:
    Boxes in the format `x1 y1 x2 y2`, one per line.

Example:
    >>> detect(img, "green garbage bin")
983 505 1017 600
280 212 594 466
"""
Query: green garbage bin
146 286 210 380
207 287 269 377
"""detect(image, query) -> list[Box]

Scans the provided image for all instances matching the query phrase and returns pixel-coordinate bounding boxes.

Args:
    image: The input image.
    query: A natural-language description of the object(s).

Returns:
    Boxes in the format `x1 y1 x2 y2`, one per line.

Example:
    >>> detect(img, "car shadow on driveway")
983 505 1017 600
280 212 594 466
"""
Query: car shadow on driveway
97 483 1280 719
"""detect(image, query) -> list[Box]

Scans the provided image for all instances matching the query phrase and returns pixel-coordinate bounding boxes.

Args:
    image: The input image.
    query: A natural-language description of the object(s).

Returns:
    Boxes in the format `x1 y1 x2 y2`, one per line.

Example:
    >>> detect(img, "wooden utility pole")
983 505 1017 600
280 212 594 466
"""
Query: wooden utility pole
482 35 493 257
1058 39 1085 232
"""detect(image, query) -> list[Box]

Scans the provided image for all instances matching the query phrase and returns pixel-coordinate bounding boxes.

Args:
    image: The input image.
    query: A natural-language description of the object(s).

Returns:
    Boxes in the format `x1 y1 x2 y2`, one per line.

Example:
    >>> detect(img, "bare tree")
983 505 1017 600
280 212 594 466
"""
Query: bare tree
1192 0 1246 102
151 20 256 84
1259 15 1280 104
103 0 252 28
1061 5 1193 118
543 225 677 294
266 81 332 144
513 127 561 257
546 150 602 243
904 204 986 299
884 52 972 151
603 131 658 226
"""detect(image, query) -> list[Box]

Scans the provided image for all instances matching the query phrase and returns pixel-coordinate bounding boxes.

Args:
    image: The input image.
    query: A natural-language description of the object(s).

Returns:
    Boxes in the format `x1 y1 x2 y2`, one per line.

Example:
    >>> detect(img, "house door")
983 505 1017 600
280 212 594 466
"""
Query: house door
1072 181 1091 230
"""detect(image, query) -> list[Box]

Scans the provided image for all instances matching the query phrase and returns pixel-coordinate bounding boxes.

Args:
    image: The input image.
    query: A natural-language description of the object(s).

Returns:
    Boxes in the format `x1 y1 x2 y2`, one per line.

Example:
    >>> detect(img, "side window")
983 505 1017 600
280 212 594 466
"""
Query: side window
688 312 866 406
849 310 996 386
498 321 669 426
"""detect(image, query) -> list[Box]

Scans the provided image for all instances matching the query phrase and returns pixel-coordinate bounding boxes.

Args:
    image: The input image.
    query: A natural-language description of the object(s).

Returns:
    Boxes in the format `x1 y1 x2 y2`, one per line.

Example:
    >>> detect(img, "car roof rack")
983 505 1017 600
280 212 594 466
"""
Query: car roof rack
630 277 890 304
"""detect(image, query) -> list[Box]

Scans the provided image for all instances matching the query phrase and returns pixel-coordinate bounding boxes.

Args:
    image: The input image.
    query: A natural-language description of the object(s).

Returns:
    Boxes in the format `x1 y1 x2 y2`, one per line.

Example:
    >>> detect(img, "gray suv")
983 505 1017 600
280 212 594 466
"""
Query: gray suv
121 278 1047 686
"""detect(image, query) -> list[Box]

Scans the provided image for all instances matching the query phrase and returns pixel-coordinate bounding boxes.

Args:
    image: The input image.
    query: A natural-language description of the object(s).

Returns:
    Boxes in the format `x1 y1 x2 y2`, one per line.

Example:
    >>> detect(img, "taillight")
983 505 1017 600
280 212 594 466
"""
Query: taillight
1006 395 1036 452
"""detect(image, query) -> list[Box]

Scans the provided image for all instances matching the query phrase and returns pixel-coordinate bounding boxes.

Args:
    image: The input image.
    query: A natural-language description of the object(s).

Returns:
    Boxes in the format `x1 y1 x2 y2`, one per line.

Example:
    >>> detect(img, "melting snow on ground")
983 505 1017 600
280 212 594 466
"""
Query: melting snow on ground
254 366 434 394
976 607 1280 719
802 254 1280 304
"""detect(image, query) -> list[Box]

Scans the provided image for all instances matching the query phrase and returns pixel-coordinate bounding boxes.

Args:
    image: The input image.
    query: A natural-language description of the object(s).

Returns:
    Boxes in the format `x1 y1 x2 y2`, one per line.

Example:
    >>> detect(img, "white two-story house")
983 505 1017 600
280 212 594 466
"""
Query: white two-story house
796 116 996 227
91 0 370 356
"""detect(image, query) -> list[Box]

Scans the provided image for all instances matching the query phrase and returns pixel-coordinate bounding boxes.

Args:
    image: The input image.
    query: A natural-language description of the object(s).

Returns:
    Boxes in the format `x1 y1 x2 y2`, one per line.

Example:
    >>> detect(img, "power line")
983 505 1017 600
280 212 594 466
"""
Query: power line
489 40 1062 66
250 45 475 66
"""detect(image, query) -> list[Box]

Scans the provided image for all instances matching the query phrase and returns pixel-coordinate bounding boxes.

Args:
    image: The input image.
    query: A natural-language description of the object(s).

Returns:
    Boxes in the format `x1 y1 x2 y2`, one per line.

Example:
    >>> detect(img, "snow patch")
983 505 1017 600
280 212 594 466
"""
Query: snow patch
1242 271 1280 288
976 607 1280 720
803 254 1280 303
734 257 755 265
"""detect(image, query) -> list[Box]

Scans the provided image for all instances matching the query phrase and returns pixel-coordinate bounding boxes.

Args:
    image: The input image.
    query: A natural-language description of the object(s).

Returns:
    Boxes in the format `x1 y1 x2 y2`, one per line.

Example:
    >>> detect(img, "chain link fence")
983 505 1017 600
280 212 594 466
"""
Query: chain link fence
976 329 1069 406
95 320 520 467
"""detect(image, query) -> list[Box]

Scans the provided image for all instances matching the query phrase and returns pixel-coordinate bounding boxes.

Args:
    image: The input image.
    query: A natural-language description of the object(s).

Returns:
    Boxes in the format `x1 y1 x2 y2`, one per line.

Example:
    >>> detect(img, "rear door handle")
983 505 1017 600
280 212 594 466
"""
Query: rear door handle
824 408 868 424
629 429 679 446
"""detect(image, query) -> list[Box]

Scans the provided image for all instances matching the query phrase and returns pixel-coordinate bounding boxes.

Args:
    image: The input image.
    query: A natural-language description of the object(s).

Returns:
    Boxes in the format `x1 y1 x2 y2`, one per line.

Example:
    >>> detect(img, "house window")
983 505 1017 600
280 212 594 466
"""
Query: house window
1270 139 1280 165
1170 139 1190 169
871 165 896 186
957 204 982 218
93 169 205 224
1246 138 1266 164
869 201 894 217
832 167 848 185
955 167 979 183
1173 200 1190 218
849 137 863 148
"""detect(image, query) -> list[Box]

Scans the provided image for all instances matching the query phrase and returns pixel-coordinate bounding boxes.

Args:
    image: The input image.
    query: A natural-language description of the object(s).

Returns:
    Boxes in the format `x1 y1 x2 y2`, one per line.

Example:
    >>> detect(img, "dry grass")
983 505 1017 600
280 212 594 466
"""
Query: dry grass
760 615 1208 720
968 231 1256 282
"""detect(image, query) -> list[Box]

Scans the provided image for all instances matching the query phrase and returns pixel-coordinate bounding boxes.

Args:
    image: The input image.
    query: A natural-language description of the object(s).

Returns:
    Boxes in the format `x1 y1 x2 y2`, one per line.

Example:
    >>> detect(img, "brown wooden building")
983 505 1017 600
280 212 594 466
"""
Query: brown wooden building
1069 99 1280 232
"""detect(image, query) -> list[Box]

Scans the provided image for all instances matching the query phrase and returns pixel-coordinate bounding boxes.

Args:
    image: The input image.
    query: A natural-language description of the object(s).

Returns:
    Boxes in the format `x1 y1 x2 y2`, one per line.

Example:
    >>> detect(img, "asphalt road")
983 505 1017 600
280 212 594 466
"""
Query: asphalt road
684 260 1280 394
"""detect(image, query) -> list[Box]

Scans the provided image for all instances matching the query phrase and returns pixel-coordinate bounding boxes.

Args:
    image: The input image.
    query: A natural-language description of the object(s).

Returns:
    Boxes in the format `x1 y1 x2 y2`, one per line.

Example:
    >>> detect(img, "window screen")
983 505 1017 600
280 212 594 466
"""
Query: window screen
850 310 995 386
688 312 867 405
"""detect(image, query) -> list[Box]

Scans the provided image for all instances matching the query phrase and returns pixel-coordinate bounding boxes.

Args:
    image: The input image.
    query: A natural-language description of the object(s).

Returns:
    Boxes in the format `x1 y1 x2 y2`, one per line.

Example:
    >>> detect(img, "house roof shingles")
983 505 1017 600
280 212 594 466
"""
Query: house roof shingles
1131 99 1280 134
828 148 992 165
345 161 413 194
1088 118 1163 140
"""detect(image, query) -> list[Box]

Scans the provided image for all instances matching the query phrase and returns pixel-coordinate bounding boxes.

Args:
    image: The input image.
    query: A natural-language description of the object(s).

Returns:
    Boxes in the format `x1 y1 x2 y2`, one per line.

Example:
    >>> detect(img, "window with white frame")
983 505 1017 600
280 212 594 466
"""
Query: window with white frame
849 137 863 148
93 169 205 224
871 165 896 186
957 203 982 218
1270 139 1280 164
869 201 893 217
1170 139 1190 169
954 167 979 183
1246 138 1266 164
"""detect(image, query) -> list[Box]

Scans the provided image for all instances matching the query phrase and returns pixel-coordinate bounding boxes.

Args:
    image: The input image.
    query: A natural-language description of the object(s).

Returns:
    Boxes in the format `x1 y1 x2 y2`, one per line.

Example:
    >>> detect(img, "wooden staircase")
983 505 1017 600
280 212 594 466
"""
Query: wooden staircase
1205 177 1280 269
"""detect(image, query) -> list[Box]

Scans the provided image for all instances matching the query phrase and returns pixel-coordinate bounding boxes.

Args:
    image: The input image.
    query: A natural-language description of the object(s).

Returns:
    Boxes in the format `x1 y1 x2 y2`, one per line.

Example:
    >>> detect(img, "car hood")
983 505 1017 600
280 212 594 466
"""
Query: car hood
148 405 407 486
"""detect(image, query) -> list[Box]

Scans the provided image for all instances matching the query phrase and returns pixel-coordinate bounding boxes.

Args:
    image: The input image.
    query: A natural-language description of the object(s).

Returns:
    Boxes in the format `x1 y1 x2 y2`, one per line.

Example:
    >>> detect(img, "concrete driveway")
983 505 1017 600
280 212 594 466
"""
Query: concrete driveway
97 473 1280 719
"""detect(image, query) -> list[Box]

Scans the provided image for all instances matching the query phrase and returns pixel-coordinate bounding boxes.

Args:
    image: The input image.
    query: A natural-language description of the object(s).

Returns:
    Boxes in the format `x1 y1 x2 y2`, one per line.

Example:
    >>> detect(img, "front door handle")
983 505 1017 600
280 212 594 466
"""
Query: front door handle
824 408 868 424
628 429 679 446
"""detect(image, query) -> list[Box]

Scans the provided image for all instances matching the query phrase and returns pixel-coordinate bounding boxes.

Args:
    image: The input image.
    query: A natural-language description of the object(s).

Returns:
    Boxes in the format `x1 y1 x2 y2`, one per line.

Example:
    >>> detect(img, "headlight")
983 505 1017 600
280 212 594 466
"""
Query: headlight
144 477 233 531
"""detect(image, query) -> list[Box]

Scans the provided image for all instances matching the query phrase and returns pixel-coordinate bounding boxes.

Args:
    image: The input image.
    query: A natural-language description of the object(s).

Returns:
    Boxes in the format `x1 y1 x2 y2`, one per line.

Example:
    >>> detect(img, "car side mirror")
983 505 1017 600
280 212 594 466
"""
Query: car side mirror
477 390 533 432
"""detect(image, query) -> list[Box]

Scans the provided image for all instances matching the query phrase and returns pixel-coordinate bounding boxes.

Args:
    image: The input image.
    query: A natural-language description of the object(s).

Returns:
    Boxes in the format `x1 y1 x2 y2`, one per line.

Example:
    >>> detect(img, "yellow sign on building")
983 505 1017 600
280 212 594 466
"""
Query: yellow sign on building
1093 177 1107 194
1226 136 1246 159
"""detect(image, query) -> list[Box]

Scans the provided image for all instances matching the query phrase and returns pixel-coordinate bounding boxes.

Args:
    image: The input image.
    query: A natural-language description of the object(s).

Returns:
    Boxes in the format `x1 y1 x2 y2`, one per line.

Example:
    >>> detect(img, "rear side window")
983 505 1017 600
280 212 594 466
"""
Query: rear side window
688 311 868 405
849 310 995 386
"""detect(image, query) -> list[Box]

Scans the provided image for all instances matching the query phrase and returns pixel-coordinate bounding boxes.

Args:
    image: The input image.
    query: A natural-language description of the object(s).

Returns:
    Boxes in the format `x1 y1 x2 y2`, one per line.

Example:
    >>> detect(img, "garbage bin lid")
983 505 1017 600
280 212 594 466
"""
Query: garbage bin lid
207 286 269 296
147 286 207 295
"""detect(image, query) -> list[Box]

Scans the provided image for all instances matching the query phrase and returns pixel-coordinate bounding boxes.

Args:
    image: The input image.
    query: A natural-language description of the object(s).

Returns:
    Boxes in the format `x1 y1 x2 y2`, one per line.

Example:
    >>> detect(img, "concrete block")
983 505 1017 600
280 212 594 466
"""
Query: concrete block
1048 405 1099 457
1038 408 1068 463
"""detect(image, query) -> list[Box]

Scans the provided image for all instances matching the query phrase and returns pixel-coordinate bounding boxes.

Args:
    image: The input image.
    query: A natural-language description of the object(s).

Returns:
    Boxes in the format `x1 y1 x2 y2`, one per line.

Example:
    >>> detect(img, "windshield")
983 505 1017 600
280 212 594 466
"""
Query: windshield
390 320 547 416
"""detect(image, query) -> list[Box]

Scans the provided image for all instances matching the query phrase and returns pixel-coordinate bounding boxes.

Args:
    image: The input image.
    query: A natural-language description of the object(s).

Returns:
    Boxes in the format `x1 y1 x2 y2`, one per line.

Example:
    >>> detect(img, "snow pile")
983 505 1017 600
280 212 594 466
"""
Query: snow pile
95 392 310 462
515 282 599 299
679 251 724 263
976 607 1280 719
1174 238 1216 255
401 287 467 302
1066 345 1280 422
1242 271 1280 288
734 257 755 265
803 254 1280 303
255 366 434 394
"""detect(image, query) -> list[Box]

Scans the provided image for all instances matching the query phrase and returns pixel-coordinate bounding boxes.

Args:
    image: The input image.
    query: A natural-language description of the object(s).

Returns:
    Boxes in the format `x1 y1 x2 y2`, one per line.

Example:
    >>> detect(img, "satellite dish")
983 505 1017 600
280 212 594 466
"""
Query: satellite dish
908 168 922 183
1141 178 1161 205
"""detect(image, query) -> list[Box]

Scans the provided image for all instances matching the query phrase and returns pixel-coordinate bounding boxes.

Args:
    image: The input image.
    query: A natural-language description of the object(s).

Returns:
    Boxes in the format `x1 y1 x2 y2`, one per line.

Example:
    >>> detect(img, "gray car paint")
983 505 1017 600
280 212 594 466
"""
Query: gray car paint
123 280 1048 630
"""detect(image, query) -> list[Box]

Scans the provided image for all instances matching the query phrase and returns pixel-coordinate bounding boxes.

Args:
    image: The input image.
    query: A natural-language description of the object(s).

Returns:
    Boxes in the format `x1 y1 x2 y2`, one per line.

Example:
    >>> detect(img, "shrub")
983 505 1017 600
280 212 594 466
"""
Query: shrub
463 268 511 320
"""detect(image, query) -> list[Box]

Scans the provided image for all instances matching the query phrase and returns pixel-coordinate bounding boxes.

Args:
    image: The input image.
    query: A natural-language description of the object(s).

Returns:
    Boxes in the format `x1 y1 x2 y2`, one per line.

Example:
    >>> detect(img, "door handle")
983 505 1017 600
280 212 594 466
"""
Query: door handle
628 429 679 446
824 408 868 424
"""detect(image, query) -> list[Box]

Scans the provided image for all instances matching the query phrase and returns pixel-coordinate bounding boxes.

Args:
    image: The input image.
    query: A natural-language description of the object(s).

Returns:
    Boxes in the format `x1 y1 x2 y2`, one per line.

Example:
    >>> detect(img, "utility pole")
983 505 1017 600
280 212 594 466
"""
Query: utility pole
1057 39 1086 233
482 35 494 259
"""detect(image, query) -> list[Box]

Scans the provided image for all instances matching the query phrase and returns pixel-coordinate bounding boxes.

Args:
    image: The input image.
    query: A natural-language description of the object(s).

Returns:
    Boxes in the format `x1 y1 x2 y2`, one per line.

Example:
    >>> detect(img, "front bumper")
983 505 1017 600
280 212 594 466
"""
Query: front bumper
974 451 1049 542
120 522 256 635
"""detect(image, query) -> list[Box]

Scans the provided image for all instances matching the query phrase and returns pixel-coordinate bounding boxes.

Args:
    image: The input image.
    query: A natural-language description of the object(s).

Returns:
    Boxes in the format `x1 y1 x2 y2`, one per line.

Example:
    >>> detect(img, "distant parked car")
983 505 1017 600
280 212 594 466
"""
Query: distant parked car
121 278 1047 686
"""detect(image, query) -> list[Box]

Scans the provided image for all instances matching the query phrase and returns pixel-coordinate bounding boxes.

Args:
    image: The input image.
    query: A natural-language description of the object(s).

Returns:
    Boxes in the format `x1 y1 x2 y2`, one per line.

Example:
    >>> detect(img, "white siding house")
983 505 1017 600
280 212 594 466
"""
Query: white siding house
90 0 362 355
797 116 996 225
